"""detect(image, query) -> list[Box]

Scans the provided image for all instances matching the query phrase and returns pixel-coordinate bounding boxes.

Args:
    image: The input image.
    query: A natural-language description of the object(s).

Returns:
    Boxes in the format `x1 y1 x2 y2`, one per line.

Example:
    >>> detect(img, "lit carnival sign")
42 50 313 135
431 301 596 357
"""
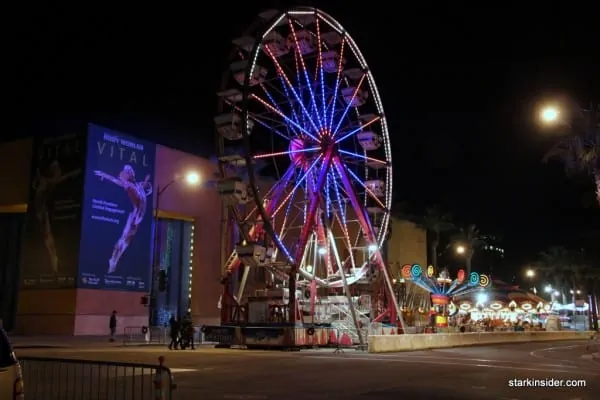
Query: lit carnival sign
400 264 490 288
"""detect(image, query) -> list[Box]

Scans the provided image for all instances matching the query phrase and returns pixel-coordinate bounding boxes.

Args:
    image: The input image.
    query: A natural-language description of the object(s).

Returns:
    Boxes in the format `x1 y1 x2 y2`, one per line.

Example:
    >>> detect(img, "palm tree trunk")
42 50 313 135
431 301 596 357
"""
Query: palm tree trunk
595 170 600 206
465 254 473 276
430 242 439 270
591 282 599 331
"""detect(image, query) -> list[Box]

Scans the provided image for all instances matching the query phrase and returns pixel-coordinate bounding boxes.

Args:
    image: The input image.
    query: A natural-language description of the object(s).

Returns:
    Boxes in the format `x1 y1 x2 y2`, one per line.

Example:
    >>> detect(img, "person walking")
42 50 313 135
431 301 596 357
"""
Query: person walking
181 312 195 350
109 310 117 342
168 315 180 350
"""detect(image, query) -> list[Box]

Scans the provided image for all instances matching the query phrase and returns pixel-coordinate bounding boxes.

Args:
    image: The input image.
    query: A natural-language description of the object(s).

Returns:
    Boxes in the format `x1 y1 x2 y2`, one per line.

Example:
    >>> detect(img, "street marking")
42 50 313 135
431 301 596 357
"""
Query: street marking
368 354 584 369
530 344 582 358
303 355 600 376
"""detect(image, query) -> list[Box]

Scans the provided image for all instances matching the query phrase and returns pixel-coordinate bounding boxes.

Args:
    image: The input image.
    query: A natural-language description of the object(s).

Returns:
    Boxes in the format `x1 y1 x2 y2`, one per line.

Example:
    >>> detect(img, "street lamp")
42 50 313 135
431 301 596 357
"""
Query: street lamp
455 245 466 255
149 170 200 326
526 269 535 278
540 106 560 123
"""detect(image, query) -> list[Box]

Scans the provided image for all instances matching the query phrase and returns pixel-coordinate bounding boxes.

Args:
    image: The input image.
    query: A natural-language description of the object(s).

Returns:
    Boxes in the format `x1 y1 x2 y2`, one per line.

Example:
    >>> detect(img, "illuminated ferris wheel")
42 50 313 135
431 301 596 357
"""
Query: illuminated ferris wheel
215 7 401 336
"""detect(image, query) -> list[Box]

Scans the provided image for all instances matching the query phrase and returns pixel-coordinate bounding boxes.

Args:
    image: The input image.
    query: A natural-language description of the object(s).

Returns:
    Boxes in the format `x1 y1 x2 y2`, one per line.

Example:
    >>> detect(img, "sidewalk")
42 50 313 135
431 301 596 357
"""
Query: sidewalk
9 335 132 349
9 334 214 349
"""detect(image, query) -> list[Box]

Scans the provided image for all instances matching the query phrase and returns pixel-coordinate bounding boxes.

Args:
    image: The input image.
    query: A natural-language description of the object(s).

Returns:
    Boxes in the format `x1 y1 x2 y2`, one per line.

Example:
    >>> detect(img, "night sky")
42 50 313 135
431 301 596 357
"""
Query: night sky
11 2 600 279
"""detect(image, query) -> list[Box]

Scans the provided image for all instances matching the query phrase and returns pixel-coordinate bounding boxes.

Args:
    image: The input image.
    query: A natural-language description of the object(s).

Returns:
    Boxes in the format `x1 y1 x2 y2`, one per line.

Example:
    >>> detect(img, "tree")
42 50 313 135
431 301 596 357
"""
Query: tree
452 224 488 275
537 246 579 306
574 247 600 331
418 205 454 271
543 118 600 206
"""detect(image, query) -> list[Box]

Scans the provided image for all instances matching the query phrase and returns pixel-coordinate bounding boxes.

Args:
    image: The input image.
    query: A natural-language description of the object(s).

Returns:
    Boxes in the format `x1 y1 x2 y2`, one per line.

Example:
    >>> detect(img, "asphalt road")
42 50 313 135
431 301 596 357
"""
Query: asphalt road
15 340 599 400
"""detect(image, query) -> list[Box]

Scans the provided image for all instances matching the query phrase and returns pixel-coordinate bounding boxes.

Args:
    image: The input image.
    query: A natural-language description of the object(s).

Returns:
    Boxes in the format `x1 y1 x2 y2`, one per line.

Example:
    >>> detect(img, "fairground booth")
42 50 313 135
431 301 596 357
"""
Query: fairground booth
453 280 551 331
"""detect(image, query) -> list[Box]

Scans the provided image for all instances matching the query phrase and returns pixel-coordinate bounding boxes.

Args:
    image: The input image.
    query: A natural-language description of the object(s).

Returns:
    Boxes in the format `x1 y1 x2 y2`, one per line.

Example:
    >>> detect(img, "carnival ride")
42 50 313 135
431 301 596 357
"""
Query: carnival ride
212 7 397 347
399 264 491 328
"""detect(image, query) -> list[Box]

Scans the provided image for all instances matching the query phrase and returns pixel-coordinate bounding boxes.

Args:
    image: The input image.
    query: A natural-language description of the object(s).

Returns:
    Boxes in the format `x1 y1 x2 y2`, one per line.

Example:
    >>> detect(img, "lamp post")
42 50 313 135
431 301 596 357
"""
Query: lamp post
149 171 200 326
525 268 537 294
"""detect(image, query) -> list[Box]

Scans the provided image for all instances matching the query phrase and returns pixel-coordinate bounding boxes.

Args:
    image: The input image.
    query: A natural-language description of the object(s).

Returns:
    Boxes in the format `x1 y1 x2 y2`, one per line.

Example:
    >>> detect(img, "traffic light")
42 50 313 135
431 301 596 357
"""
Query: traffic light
158 270 168 292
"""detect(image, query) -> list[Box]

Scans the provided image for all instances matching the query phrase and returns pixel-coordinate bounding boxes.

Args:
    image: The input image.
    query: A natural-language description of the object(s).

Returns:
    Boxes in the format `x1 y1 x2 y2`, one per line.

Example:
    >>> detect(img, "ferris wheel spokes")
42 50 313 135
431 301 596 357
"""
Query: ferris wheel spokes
335 115 381 144
293 151 333 267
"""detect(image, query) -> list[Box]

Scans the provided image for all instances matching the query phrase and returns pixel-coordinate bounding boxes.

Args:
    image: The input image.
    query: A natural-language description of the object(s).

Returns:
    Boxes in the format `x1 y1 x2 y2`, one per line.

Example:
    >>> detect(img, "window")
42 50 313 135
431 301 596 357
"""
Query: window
0 329 16 367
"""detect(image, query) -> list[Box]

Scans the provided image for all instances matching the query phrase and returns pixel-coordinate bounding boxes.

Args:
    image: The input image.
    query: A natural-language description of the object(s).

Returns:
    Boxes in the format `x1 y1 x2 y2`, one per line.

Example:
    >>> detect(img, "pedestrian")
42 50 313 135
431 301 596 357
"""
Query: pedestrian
181 312 195 350
168 315 180 350
109 310 117 342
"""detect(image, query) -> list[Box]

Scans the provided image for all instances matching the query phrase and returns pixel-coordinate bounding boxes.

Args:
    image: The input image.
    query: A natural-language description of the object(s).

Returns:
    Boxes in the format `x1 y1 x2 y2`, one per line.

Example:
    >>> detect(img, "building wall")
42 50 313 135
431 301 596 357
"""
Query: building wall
1 137 225 334
16 290 77 335
152 145 222 326
0 138 32 207
386 218 427 279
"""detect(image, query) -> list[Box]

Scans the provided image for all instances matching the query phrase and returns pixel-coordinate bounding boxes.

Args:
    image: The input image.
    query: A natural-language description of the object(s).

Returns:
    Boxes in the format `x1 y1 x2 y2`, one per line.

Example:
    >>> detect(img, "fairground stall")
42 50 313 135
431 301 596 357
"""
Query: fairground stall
208 7 402 349
397 265 491 330
453 280 550 331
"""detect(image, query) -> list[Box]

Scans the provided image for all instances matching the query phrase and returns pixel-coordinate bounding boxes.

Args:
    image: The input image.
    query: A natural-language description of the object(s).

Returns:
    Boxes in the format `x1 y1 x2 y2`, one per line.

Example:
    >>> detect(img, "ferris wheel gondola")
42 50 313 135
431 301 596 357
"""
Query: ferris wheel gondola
215 7 402 341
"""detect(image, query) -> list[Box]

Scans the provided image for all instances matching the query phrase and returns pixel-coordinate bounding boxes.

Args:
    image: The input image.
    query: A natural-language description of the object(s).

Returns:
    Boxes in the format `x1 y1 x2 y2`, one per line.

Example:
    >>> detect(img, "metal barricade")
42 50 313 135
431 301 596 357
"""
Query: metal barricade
123 326 168 346
19 356 176 399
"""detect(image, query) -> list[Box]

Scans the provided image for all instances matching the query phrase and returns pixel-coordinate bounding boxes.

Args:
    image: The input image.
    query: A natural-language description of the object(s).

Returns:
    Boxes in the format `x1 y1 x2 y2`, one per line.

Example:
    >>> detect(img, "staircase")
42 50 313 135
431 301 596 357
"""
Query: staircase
329 302 370 345
223 251 238 274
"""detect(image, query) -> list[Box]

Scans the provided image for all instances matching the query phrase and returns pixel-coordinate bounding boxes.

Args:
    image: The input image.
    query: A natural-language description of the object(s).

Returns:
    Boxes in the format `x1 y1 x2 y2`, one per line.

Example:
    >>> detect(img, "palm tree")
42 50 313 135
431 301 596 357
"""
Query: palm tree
452 224 488 275
543 109 600 205
418 205 454 271
537 246 579 306
574 246 600 331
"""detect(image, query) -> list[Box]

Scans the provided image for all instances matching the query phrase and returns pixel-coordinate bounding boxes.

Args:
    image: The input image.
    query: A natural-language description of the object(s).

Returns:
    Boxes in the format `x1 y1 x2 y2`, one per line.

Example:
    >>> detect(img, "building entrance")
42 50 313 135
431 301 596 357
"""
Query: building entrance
153 218 193 326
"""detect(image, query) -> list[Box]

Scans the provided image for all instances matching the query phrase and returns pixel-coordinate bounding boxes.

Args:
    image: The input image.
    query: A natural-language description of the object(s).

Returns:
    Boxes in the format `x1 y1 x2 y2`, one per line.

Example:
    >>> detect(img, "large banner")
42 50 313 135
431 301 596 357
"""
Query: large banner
21 134 86 289
78 124 156 291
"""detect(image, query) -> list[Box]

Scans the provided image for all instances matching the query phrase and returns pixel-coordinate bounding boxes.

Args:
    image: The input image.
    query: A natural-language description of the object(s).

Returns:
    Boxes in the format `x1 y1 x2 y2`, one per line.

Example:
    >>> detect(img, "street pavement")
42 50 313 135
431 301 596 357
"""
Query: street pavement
13 340 600 399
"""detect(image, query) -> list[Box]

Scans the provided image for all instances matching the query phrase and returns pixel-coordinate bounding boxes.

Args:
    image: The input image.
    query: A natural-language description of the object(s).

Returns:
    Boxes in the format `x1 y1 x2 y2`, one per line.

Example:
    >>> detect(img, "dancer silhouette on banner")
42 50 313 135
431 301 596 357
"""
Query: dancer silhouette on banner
94 165 152 274
32 160 81 273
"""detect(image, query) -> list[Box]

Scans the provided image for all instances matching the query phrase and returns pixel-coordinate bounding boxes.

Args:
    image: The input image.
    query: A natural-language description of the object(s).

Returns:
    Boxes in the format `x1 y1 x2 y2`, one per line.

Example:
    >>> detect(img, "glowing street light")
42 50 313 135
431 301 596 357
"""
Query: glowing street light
455 245 466 255
540 106 560 123
185 171 200 186
526 269 535 278
544 285 552 293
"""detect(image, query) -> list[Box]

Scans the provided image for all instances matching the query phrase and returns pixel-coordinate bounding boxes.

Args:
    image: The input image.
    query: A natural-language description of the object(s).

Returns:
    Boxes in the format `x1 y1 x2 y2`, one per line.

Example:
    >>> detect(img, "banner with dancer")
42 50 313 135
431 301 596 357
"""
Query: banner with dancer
78 124 156 291
21 134 86 289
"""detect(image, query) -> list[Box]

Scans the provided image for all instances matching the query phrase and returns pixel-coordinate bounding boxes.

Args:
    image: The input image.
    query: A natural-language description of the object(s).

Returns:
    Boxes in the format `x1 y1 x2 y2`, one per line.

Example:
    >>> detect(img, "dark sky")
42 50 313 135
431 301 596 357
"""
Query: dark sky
11 2 600 279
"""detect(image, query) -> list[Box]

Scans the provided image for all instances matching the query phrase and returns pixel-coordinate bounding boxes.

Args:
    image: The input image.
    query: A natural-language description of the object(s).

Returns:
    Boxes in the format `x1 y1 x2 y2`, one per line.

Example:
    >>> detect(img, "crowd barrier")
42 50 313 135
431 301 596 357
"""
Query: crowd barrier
19 356 176 399
123 325 218 347
368 330 595 353
123 326 168 346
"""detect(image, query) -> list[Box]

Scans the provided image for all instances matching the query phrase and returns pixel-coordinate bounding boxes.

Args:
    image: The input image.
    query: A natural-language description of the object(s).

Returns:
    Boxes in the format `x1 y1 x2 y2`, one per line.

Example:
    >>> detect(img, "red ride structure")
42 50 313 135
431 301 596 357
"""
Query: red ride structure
211 7 400 348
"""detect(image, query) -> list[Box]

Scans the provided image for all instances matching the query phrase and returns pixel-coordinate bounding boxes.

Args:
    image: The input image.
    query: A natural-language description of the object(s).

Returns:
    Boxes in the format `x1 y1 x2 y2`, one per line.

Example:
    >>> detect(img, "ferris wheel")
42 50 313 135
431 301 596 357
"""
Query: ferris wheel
215 7 401 332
